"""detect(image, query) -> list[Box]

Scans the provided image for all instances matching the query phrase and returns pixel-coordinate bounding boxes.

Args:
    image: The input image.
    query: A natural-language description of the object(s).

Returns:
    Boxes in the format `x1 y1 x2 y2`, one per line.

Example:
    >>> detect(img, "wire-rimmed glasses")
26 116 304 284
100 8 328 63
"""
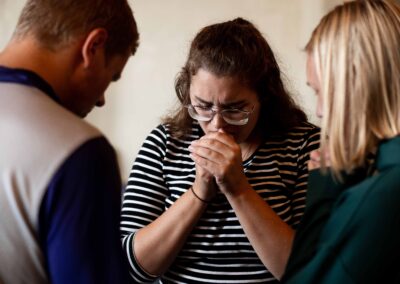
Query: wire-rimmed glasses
185 104 255 126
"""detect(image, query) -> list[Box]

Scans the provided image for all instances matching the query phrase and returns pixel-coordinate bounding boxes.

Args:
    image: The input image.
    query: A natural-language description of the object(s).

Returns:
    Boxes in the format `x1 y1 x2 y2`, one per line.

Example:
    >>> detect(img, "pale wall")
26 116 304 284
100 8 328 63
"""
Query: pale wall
0 0 342 182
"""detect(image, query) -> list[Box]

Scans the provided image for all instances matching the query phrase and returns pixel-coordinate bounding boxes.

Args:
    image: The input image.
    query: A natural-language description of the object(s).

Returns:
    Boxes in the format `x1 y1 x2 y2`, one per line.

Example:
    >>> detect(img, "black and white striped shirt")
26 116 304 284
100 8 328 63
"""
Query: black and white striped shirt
121 121 319 283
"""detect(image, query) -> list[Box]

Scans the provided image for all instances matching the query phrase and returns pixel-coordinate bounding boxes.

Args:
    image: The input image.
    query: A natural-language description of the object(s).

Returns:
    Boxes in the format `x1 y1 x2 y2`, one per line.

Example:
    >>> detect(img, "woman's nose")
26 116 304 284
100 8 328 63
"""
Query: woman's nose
212 112 227 130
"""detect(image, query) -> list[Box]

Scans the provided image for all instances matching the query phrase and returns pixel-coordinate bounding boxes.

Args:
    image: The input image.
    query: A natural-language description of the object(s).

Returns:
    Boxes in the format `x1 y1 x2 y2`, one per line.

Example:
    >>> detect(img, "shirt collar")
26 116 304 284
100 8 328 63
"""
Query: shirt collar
0 65 60 103
376 136 400 171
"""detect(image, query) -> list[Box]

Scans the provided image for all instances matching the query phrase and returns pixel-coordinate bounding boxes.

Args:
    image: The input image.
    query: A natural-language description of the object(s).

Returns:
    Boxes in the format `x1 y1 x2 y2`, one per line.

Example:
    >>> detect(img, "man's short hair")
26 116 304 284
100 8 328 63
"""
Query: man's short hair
14 0 139 58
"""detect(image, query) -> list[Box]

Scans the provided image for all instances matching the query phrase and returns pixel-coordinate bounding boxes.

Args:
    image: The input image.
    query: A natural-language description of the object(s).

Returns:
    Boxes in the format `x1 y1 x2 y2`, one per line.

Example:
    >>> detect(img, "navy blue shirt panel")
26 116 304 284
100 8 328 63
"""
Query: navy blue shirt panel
0 65 59 103
39 137 130 284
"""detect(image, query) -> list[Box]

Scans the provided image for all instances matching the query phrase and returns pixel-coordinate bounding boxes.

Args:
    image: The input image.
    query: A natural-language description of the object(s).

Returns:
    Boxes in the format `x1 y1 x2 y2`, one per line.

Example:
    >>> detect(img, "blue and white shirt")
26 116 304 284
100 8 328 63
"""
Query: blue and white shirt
0 66 130 284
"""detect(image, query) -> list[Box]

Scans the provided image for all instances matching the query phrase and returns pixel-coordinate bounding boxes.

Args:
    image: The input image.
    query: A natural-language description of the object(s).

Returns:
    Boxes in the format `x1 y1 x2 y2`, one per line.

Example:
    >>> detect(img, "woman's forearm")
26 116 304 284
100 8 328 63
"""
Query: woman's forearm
226 183 294 279
133 188 208 276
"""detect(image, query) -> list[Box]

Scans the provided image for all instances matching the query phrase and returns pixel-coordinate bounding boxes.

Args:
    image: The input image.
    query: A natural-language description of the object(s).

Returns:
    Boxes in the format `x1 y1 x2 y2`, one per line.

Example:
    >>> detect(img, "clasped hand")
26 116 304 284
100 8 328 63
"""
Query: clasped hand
308 147 331 170
189 130 248 197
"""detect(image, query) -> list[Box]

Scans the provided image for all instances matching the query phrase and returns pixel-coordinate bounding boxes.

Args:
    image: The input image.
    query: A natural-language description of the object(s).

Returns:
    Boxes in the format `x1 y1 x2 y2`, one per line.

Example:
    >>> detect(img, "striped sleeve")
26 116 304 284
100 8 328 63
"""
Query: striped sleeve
290 126 320 227
120 125 168 283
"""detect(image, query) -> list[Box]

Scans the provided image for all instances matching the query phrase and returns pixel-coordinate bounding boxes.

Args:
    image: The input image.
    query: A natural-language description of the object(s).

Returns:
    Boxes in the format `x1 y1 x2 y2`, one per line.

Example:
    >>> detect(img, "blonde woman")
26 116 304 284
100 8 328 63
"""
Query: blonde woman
283 0 400 283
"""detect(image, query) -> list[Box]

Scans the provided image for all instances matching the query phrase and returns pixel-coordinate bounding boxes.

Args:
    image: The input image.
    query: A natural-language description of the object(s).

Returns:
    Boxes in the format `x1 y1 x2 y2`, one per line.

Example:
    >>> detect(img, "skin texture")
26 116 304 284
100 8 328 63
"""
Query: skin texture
306 55 330 170
0 28 130 117
188 68 261 201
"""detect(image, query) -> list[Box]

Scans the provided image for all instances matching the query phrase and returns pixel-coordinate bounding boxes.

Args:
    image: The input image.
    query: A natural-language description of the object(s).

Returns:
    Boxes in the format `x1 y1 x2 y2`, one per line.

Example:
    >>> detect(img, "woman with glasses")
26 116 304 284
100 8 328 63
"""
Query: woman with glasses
121 18 319 283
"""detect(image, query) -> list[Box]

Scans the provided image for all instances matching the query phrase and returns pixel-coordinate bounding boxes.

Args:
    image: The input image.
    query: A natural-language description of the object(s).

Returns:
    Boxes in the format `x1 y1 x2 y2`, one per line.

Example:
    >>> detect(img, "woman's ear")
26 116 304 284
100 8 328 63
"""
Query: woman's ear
81 28 108 68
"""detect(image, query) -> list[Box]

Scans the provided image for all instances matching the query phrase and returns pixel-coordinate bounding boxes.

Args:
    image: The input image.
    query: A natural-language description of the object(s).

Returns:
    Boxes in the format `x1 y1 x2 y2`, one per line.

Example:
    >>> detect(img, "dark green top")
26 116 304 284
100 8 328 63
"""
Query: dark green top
283 136 400 283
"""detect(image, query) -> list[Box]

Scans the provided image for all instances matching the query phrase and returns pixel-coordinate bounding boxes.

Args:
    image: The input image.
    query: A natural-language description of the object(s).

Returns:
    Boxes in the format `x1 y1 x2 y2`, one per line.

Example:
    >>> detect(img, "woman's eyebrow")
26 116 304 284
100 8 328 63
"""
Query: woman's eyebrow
193 96 212 104
193 96 246 107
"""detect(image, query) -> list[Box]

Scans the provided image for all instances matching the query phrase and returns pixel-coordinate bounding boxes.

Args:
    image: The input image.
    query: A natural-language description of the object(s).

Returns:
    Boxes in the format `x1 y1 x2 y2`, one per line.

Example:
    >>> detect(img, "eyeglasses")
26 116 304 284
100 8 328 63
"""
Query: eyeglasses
185 104 255 126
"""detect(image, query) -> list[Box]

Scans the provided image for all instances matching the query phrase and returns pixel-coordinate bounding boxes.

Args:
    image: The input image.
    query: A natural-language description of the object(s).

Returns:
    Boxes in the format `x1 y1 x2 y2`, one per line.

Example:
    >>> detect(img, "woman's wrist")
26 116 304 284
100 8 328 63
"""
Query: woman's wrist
190 186 212 204
221 180 251 199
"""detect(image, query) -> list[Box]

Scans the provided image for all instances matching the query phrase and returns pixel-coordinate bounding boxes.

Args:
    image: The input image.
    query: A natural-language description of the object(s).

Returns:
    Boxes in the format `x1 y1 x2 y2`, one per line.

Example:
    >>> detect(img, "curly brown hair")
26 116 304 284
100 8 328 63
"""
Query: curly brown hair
163 17 307 138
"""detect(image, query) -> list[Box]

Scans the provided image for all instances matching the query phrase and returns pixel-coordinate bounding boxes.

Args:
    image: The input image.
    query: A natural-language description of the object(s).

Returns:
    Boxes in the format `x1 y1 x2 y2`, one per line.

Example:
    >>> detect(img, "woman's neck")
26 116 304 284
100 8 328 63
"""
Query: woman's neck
240 133 262 161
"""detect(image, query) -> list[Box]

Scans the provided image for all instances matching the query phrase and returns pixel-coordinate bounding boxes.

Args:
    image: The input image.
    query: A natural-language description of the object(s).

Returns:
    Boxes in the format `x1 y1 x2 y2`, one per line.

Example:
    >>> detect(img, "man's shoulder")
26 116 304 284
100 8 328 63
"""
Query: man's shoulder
1 83 102 148
0 83 105 193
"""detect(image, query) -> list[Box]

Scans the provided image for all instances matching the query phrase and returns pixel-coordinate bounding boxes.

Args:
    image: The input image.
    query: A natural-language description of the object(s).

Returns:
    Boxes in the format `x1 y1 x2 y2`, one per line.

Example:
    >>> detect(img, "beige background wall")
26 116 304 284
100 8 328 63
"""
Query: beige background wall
0 0 342 182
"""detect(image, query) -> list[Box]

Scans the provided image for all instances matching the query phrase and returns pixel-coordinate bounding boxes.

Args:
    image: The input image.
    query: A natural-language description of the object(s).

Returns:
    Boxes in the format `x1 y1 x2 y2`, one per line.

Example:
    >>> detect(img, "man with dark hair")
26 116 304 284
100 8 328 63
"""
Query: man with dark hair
0 0 139 283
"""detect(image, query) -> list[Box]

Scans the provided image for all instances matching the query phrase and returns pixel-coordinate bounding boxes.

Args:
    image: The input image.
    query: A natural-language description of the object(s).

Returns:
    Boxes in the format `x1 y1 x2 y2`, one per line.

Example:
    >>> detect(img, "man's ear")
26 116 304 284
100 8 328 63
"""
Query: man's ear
81 28 108 68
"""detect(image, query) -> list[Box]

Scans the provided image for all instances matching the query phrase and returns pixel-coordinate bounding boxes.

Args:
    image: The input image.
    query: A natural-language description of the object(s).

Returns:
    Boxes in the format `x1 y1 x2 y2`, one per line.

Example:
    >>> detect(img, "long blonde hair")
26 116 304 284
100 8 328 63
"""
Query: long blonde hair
306 0 400 177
